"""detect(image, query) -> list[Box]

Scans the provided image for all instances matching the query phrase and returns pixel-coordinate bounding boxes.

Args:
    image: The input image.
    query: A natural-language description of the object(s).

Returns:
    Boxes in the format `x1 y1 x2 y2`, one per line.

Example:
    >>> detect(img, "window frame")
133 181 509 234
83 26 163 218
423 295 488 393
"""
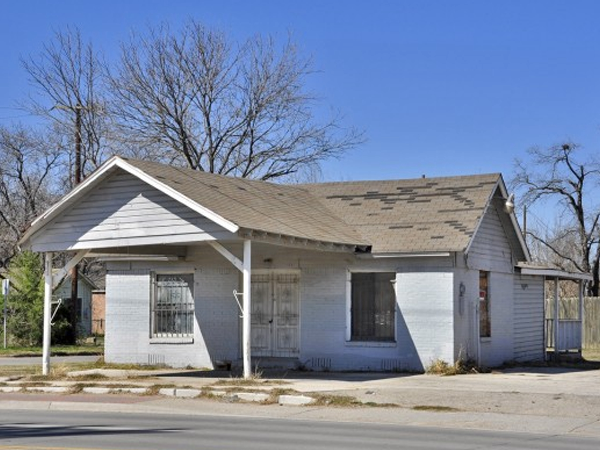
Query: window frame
479 271 491 338
346 270 397 344
150 271 195 343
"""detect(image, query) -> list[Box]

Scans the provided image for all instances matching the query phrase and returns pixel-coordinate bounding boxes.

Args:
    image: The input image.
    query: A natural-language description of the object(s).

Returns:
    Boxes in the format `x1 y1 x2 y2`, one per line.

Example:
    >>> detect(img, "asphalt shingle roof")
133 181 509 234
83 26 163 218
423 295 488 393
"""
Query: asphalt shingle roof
122 158 369 247
122 158 501 253
302 174 500 253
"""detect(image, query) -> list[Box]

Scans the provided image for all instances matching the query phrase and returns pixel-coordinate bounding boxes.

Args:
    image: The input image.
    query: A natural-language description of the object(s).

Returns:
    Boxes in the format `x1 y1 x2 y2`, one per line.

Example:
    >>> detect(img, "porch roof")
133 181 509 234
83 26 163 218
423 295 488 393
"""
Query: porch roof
516 263 593 281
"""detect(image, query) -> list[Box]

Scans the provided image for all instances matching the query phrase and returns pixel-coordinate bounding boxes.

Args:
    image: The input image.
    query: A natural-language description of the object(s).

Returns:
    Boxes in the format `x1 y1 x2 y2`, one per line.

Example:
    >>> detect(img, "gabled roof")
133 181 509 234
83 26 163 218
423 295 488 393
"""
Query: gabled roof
302 174 511 254
20 156 528 258
119 158 369 247
20 156 368 250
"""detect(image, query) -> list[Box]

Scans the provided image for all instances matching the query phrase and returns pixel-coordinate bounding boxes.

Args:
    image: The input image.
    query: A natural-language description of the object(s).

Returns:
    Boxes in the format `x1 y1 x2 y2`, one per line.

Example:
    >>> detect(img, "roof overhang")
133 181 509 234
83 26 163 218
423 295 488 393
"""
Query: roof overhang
19 156 239 250
517 263 593 281
238 228 362 253
465 175 530 261
359 251 452 259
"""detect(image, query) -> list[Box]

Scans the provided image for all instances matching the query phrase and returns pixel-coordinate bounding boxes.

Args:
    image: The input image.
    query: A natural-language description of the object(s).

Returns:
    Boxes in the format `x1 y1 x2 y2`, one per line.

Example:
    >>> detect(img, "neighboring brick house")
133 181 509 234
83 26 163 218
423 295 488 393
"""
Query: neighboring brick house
91 290 106 336
19 156 589 374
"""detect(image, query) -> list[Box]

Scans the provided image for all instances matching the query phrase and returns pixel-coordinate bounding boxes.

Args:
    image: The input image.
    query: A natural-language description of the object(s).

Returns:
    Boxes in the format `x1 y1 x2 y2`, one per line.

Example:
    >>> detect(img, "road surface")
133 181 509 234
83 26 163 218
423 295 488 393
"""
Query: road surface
0 409 598 450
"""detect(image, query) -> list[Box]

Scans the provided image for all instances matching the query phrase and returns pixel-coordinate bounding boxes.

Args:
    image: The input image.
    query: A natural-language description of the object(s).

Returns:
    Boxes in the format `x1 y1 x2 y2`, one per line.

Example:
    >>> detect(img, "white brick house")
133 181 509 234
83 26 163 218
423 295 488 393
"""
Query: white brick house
19 156 589 375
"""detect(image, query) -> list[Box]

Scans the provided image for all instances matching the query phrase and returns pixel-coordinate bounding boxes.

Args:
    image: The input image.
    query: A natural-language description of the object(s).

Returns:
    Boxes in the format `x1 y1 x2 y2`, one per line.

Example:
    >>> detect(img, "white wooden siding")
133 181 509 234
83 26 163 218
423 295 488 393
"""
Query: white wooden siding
513 274 545 362
468 203 514 273
29 171 235 252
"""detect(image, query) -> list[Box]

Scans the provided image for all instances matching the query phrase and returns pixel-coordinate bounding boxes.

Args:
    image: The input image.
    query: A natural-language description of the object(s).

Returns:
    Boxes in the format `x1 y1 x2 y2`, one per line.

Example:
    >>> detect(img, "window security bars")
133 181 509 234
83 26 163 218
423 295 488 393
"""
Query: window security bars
152 274 194 337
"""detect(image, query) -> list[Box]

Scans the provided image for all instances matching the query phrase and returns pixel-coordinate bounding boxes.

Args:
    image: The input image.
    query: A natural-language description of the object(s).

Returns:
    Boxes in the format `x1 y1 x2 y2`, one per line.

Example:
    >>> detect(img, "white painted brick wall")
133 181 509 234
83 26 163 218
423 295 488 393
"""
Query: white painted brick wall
106 244 459 372
105 266 214 368
397 271 454 370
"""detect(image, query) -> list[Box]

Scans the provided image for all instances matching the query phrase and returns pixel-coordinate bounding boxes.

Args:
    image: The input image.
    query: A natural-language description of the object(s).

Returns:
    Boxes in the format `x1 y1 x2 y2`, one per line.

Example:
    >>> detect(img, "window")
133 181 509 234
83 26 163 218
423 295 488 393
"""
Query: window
479 271 490 338
351 272 396 342
152 273 194 338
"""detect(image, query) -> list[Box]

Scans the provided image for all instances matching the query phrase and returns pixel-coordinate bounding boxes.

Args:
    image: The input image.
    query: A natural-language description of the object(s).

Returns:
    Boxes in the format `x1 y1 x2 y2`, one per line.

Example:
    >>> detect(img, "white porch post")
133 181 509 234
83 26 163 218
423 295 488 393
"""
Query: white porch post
242 239 252 379
579 279 584 352
42 252 53 375
553 277 559 356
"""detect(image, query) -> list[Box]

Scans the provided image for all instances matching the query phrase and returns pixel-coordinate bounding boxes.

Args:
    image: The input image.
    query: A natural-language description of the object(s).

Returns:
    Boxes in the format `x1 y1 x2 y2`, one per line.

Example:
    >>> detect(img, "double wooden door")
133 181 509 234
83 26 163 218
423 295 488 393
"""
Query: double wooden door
250 272 300 357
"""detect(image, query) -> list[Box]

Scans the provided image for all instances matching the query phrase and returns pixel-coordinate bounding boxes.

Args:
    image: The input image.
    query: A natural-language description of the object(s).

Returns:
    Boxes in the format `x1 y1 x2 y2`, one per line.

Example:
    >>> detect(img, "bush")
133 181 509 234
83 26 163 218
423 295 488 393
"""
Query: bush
6 251 44 346
426 358 481 376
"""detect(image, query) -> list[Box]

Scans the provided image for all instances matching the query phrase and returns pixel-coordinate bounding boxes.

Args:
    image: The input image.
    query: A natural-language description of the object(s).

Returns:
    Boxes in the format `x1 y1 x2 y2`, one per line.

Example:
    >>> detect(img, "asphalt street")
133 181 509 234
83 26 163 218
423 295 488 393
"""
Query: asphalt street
1 409 599 450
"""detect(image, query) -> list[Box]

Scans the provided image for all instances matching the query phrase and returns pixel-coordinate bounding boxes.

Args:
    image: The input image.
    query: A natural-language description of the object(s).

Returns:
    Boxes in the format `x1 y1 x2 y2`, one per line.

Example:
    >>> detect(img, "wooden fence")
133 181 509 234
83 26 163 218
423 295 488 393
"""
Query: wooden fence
546 297 600 349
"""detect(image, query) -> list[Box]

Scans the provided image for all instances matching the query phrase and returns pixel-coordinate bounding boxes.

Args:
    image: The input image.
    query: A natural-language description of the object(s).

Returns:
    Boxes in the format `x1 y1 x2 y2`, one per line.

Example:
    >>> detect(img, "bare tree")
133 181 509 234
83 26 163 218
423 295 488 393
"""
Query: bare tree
512 143 600 295
0 125 62 269
108 21 363 181
21 26 111 183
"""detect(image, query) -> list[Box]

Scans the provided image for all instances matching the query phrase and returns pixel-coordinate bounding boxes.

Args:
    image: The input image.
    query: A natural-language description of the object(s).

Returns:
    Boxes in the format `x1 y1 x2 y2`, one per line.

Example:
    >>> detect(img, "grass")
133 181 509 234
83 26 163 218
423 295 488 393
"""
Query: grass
211 378 289 387
0 344 103 358
412 405 460 412
426 358 483 376
583 349 600 362
311 393 398 408
0 359 166 380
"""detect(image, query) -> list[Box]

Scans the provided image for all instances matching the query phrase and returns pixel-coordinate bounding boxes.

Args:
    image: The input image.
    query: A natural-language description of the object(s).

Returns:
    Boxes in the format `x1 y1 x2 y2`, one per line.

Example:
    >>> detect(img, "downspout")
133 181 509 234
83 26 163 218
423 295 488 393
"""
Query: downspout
475 299 481 367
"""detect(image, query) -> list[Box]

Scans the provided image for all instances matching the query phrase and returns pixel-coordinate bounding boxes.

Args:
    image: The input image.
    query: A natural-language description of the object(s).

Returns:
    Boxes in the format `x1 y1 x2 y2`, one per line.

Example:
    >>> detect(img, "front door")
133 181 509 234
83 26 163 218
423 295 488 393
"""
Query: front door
251 272 300 357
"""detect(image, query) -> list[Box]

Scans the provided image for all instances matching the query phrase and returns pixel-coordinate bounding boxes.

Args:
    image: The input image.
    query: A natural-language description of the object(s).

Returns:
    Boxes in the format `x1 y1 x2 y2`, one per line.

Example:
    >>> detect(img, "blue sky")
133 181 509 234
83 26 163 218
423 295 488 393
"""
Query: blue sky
1 0 599 182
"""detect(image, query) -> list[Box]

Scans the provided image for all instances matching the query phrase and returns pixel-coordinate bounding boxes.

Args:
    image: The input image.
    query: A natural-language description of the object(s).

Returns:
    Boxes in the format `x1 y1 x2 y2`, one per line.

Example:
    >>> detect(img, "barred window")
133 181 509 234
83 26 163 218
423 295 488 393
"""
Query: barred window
152 273 194 338
351 272 396 342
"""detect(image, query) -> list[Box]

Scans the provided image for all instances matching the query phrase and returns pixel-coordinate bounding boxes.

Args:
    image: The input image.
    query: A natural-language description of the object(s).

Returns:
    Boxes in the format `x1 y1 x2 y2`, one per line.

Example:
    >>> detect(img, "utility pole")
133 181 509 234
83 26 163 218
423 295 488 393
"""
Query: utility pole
69 104 83 344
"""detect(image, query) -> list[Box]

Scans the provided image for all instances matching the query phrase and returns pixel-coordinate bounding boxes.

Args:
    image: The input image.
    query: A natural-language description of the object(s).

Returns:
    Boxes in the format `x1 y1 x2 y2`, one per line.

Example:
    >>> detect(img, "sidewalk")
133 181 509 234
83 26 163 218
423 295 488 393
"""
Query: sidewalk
2 366 600 438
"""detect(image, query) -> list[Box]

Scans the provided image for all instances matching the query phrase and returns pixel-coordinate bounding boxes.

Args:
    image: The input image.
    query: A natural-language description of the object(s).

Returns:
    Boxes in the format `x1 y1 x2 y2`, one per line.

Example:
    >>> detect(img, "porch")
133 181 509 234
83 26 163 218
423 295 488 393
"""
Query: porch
518 264 592 360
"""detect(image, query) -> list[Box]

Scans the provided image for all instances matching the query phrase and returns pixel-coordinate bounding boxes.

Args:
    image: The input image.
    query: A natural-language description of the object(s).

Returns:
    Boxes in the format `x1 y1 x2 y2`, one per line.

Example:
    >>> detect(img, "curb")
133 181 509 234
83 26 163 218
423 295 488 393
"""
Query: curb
0 382 323 406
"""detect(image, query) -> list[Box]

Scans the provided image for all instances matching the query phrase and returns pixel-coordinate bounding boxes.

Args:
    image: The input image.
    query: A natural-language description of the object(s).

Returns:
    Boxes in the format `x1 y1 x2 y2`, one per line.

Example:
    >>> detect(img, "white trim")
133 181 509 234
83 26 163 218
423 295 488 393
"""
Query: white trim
53 250 89 289
518 265 593 281
464 176 531 262
345 341 397 348
345 270 352 342
208 241 243 272
346 269 398 344
99 255 182 262
150 337 194 344
364 252 451 259
116 158 238 233
20 156 239 249
42 252 53 376
242 240 252 379
150 271 196 340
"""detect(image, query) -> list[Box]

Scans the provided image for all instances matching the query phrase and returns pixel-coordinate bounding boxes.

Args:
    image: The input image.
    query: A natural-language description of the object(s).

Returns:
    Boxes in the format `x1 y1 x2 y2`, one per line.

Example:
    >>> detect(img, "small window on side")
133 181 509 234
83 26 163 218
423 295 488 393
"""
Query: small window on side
479 271 490 338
